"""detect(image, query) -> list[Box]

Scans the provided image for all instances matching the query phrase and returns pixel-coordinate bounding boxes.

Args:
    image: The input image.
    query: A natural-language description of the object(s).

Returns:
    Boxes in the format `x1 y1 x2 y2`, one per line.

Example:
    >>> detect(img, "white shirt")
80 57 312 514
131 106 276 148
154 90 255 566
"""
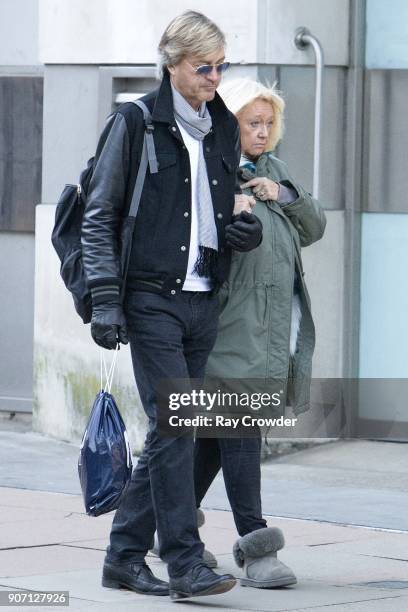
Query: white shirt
176 119 212 292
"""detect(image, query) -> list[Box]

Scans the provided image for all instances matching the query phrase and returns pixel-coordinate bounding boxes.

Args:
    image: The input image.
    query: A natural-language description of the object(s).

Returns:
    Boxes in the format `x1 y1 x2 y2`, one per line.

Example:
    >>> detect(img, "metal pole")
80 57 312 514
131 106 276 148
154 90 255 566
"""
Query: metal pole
294 27 324 199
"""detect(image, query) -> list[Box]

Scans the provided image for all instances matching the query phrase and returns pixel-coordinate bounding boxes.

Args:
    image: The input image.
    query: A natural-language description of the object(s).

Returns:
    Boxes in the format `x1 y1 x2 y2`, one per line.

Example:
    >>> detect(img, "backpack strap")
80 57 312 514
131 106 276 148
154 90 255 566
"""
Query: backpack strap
126 99 158 219
118 99 159 298
132 99 158 175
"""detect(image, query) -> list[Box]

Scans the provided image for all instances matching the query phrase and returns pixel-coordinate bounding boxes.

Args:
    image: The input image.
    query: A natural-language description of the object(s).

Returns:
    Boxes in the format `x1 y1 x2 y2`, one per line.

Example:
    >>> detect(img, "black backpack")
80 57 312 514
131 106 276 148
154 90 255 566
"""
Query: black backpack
51 100 157 323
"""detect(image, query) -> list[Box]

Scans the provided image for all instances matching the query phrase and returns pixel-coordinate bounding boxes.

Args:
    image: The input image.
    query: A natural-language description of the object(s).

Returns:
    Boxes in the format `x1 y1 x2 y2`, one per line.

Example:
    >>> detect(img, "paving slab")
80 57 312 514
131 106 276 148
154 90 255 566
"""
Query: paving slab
0 545 105 578
61 538 108 551
1 487 407 611
0 513 113 549
1 433 407 610
0 431 80 494
271 440 408 473
0 567 169 604
1 570 404 612
0 487 84 513
278 545 408 586
309 531 408 561
203 471 408 531
2 433 408 532
289 597 408 612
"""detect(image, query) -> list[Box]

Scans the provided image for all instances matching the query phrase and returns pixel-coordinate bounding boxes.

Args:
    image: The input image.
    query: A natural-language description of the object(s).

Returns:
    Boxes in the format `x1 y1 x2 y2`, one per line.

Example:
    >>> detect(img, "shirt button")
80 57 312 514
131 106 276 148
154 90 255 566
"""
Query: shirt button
181 245 186 251
176 278 182 284
171 289 176 295
172 126 177 132
206 146 211 152
212 179 218 186
217 212 223 219
184 212 189 217
184 177 189 183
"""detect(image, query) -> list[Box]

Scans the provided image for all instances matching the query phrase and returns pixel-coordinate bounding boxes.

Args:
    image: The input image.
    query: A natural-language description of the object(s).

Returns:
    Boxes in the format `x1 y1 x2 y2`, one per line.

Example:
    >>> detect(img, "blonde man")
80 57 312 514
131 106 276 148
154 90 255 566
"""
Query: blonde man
82 13 261 601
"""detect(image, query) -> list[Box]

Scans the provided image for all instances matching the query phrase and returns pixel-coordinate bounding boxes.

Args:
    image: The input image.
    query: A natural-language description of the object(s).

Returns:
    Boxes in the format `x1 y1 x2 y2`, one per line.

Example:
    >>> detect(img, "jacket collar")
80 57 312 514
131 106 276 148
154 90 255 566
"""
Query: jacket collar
151 69 230 127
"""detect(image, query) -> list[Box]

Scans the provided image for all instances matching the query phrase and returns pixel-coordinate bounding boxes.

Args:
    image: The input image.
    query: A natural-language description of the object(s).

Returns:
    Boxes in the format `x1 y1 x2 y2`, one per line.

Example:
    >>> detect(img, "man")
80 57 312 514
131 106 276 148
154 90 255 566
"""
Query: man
81 10 261 601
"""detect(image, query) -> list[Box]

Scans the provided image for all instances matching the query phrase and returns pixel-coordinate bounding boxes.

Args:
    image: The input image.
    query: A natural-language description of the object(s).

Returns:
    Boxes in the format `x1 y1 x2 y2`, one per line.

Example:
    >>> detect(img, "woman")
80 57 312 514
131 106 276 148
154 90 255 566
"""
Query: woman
194 78 327 588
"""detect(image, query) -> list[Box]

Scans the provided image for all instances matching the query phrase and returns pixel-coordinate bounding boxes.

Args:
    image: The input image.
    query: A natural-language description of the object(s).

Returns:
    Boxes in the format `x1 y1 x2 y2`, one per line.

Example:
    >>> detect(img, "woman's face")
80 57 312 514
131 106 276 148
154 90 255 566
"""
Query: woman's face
237 99 274 161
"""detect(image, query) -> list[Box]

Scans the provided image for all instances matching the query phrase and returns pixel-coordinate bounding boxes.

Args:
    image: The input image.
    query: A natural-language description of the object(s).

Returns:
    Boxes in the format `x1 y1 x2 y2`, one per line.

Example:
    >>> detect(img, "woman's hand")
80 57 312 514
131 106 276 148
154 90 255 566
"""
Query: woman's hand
233 193 256 215
241 177 280 201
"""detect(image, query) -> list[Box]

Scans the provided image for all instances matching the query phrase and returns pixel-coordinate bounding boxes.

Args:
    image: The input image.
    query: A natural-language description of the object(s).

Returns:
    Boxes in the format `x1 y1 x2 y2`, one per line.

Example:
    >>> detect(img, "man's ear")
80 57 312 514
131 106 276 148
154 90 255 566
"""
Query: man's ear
167 65 175 76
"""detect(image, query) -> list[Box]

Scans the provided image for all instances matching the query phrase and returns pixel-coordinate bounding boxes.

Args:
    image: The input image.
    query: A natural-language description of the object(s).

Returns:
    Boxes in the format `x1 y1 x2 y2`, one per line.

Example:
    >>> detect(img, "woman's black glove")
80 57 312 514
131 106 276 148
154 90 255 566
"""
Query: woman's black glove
90 302 128 350
225 211 263 252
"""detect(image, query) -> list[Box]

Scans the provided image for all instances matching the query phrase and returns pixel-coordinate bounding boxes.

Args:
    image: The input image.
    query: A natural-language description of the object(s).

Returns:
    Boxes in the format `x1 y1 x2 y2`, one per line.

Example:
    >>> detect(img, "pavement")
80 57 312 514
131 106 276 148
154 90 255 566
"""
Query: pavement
1 414 408 611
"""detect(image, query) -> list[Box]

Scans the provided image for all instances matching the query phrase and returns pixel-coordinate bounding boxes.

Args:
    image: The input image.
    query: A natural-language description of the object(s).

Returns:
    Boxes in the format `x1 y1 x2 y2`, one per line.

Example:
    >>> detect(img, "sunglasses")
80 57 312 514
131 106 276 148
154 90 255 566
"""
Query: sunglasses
187 61 230 76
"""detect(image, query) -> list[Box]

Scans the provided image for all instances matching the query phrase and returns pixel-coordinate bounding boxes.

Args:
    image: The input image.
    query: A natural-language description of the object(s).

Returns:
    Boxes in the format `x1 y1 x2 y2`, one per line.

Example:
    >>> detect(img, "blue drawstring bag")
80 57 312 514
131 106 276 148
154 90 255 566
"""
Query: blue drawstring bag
78 348 132 516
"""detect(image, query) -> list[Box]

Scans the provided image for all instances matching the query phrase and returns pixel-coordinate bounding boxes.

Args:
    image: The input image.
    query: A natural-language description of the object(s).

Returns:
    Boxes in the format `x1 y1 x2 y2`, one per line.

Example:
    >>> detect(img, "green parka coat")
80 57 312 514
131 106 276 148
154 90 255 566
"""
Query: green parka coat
205 152 326 415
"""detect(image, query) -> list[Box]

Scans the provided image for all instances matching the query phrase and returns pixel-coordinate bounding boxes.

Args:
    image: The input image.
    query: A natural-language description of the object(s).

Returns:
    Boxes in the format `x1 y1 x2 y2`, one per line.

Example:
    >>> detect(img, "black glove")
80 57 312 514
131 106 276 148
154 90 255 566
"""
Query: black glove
225 210 263 252
90 302 128 350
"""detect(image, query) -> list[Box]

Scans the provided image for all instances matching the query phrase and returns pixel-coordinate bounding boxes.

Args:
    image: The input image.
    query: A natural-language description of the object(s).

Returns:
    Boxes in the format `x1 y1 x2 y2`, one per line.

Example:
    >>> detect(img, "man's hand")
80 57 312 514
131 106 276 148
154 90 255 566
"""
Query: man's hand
233 193 256 215
225 211 263 252
241 177 280 201
91 302 128 350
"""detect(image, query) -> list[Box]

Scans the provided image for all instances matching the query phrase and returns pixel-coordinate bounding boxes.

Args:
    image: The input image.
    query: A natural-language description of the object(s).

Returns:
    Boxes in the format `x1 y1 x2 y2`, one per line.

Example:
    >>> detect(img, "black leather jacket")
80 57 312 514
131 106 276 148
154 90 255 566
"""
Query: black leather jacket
81 71 242 299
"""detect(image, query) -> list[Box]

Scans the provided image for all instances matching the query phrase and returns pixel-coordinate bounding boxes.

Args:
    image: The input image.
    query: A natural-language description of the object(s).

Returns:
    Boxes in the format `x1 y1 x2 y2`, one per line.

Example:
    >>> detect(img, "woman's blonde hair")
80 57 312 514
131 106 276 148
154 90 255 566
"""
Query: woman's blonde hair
218 78 285 152
158 11 226 77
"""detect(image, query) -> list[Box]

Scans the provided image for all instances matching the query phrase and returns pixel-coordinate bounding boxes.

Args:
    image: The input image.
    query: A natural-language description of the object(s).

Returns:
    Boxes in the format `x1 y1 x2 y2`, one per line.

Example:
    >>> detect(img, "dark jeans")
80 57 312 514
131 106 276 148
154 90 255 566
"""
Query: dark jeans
194 434 267 536
106 289 219 578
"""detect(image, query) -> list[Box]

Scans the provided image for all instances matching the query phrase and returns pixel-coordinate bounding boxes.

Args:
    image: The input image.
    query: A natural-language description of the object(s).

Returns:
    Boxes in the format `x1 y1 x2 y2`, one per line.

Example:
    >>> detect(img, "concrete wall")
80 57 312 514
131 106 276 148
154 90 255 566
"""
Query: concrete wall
0 0 40 66
39 0 349 66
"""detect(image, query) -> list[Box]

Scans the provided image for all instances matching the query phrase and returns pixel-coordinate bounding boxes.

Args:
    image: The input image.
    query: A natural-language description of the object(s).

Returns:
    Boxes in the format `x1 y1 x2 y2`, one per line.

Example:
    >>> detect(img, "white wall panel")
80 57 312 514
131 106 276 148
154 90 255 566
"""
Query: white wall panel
0 0 39 66
39 0 259 64
258 0 349 66
39 0 348 66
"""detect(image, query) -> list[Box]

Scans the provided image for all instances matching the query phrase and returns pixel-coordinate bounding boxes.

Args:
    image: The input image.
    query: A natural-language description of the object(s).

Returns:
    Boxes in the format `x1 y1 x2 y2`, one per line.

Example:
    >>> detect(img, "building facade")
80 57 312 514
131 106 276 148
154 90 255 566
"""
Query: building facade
1 0 407 448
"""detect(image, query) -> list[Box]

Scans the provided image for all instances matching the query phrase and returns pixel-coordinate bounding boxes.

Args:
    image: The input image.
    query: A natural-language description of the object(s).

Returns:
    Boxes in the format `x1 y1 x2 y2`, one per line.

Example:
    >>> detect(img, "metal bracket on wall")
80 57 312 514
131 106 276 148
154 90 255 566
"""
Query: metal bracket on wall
294 27 324 199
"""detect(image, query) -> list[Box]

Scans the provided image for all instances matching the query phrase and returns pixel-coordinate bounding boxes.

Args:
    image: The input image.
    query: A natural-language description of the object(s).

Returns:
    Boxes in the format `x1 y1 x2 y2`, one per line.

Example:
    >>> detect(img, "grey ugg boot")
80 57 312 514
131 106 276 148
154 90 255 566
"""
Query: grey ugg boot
149 509 218 568
233 527 297 588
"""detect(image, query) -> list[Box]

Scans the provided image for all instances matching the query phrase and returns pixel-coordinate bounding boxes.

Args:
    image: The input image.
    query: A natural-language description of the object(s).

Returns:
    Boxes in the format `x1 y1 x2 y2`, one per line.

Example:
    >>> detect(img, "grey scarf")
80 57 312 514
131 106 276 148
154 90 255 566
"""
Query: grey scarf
171 83 218 277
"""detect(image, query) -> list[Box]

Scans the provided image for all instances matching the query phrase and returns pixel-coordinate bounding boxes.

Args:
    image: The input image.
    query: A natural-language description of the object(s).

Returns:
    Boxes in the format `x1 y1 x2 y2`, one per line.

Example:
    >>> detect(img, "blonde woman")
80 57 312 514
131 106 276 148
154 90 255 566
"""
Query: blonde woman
194 78 326 588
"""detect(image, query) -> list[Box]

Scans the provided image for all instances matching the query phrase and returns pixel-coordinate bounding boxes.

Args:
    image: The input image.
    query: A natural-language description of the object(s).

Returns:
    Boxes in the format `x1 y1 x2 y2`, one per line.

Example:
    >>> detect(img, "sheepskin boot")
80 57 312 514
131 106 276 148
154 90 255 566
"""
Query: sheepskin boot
149 508 218 568
233 527 297 588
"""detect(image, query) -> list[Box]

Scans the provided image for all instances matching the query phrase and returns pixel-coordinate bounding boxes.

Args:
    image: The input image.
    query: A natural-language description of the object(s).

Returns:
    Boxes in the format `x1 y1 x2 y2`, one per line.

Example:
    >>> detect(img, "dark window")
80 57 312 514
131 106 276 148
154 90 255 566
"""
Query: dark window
0 77 43 232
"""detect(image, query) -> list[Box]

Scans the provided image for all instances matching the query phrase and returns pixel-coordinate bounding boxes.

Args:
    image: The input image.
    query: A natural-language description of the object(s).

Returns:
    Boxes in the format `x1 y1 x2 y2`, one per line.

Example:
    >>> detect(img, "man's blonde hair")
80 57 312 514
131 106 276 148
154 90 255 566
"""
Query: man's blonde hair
218 78 285 152
158 11 226 77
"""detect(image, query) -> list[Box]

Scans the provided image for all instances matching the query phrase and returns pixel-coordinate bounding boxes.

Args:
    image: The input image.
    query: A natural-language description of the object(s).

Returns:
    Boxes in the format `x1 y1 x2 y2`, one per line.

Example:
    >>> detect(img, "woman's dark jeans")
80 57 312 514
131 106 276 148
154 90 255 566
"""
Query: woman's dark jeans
106 289 219 578
194 434 267 536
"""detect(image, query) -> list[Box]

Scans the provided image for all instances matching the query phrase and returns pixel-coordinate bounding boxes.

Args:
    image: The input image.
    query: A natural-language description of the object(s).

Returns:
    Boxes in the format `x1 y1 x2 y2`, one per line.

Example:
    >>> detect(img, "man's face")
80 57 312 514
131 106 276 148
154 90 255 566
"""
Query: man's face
168 47 225 110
